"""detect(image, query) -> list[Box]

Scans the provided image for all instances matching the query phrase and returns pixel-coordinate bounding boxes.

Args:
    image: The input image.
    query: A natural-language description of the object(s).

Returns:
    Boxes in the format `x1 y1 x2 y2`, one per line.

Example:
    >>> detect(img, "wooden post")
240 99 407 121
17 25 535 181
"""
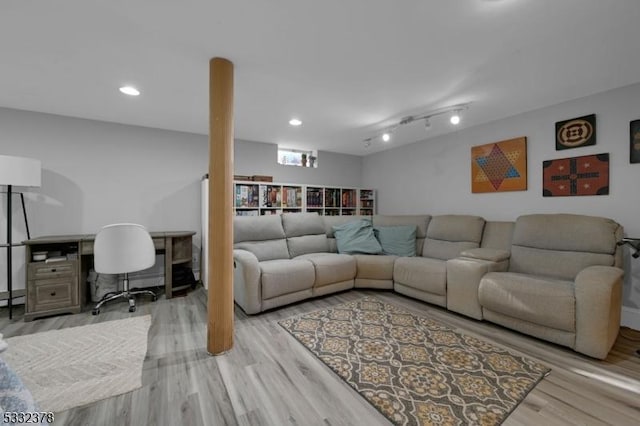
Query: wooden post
207 57 234 354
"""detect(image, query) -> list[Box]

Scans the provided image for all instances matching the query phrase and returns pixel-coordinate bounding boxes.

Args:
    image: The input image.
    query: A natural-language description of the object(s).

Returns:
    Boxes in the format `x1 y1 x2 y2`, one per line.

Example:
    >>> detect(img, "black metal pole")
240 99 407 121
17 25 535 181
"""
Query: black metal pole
20 192 30 240
7 184 12 320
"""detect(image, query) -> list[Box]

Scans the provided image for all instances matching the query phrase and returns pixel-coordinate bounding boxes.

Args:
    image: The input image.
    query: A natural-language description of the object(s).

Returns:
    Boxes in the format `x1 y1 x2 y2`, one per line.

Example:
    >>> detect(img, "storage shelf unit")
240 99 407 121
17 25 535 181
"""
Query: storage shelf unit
234 181 375 216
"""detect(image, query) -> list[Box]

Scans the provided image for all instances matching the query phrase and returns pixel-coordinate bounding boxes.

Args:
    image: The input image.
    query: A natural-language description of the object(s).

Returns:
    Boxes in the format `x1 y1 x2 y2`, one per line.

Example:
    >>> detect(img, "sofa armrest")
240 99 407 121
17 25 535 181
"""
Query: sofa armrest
446 257 509 319
233 249 262 314
574 265 624 359
460 248 510 262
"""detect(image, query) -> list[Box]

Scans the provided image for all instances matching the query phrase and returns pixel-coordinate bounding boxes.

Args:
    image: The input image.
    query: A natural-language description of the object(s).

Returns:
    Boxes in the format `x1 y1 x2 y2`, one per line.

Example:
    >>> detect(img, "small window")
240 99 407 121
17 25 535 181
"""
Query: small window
277 147 318 168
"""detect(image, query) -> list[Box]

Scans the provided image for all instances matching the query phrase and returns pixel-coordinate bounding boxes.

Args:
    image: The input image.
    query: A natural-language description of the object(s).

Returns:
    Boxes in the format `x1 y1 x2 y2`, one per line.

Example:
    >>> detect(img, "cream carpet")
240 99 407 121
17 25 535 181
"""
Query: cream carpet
4 315 151 413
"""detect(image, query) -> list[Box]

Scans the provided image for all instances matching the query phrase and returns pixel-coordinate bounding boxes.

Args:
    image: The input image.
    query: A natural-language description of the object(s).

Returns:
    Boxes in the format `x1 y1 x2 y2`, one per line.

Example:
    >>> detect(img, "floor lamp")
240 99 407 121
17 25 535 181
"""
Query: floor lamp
0 155 41 320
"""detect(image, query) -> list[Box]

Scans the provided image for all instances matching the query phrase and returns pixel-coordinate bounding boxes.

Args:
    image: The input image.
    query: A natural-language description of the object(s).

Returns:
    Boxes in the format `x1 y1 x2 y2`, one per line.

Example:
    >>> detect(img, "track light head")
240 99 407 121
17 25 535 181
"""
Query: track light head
450 111 461 125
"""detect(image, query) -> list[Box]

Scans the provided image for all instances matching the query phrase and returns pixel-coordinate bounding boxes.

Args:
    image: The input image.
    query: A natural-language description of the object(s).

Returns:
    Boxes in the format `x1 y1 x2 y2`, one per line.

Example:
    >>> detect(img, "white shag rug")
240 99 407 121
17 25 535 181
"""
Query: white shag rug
3 315 151 413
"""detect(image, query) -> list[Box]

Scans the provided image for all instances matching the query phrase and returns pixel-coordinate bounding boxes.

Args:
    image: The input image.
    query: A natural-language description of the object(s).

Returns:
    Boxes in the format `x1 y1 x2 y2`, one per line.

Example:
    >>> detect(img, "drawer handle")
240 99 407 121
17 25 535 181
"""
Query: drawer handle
50 291 56 297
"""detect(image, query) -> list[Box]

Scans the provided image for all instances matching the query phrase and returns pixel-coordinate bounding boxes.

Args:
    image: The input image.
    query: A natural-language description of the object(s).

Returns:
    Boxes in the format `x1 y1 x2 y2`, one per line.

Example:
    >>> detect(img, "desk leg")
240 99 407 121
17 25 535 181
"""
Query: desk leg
165 237 173 299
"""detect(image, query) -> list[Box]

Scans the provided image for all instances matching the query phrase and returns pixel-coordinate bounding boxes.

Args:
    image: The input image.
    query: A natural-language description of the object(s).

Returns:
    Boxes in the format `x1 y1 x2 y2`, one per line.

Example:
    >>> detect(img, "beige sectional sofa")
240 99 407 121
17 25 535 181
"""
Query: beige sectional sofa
232 212 624 359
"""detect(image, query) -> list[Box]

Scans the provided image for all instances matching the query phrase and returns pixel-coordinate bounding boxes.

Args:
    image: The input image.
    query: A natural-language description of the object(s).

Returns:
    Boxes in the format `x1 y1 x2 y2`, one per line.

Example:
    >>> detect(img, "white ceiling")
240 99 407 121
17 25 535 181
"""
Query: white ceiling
2 1 640 156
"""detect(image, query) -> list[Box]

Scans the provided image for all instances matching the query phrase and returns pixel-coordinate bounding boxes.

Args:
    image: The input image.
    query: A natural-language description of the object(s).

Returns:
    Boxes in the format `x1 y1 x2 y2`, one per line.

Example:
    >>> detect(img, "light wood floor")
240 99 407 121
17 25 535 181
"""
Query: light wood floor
2 288 640 426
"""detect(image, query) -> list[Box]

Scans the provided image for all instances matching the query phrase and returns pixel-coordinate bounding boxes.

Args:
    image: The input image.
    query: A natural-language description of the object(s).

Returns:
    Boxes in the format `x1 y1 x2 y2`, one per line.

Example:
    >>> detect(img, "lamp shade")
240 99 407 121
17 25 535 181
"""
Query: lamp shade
0 155 41 187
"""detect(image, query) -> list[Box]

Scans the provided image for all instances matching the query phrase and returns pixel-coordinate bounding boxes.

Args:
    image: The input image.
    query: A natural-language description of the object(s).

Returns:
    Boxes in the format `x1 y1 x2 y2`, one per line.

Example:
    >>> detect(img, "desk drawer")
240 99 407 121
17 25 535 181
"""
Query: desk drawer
28 261 77 279
27 278 78 312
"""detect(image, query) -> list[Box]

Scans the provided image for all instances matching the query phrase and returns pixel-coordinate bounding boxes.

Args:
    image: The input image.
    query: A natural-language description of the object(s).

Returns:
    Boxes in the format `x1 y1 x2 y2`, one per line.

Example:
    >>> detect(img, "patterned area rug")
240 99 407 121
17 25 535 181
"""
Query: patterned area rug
3 315 151 413
279 297 550 425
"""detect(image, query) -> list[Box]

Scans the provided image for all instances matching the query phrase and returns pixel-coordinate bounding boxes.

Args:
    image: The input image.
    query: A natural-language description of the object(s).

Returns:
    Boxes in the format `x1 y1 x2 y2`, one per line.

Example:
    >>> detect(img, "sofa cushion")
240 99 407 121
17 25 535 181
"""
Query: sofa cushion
479 272 575 332
282 212 329 257
354 254 397 280
393 257 447 296
480 221 515 250
234 240 290 262
374 226 417 257
422 215 485 261
322 216 366 238
296 253 356 287
510 214 619 280
287 235 329 258
259 259 315 299
332 219 382 254
282 212 325 237
233 215 290 261
373 215 430 256
234 215 285 242
512 214 619 253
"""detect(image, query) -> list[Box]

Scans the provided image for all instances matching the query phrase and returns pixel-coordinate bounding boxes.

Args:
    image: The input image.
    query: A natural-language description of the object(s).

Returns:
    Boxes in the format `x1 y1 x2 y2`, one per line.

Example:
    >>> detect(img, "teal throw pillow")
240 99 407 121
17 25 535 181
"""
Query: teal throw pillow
374 225 417 257
332 219 382 254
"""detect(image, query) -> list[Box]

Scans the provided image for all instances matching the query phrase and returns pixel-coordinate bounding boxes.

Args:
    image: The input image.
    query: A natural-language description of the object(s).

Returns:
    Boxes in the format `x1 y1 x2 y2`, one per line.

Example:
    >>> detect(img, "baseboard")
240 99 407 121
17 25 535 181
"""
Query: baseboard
622 306 640 331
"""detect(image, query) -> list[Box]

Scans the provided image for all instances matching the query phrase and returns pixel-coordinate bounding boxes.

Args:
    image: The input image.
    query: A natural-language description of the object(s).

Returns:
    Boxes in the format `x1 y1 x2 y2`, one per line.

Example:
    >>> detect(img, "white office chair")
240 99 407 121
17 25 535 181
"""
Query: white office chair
92 223 157 315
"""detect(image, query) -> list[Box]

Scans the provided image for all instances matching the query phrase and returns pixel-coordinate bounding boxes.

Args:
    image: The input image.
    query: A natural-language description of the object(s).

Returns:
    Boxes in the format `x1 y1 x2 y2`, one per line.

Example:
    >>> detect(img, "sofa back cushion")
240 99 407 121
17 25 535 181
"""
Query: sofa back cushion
422 215 485 260
282 212 329 257
481 221 515 250
372 215 431 256
509 214 622 280
233 215 290 261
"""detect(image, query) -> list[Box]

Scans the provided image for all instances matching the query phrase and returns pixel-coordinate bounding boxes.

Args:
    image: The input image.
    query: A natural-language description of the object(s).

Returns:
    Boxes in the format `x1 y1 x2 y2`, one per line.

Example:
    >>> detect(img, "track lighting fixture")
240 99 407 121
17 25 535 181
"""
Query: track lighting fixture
362 103 470 148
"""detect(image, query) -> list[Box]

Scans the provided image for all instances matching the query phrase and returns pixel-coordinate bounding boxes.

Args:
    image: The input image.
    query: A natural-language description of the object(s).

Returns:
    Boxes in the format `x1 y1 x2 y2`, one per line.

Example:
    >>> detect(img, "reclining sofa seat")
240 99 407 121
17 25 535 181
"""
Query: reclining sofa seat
282 212 356 297
394 215 486 307
233 214 315 313
476 214 623 359
323 215 432 289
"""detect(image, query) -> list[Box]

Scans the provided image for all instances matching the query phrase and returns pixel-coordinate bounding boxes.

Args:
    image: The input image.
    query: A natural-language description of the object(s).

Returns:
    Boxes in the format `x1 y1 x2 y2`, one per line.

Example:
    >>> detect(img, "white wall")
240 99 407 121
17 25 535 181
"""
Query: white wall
363 82 640 329
0 109 363 300
234 139 362 187
0 108 210 297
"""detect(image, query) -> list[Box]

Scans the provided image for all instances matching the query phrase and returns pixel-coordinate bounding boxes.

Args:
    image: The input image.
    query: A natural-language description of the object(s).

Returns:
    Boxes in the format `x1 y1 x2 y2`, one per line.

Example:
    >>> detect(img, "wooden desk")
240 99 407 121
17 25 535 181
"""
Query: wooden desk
23 231 195 321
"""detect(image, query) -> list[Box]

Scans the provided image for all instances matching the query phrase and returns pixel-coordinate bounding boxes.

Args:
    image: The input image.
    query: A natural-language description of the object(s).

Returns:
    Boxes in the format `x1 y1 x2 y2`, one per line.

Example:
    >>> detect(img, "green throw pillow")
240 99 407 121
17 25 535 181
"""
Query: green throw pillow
332 219 382 254
374 225 417 257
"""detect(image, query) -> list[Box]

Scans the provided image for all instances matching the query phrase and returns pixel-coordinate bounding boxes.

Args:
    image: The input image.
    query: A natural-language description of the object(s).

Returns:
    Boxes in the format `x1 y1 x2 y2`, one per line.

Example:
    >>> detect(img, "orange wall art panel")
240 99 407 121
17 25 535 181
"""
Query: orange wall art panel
471 137 527 193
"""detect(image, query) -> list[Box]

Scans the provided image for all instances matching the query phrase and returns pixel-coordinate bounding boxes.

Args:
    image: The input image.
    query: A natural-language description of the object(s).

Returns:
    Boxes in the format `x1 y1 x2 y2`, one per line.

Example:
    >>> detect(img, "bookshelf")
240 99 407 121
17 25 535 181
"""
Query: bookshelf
359 189 375 216
234 181 304 216
234 181 375 216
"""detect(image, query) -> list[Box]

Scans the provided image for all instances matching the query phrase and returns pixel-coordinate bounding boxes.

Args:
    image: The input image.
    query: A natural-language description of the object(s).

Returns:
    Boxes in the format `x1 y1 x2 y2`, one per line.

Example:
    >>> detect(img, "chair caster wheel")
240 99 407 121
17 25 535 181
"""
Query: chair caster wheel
152 295 157 302
129 306 136 313
92 308 100 315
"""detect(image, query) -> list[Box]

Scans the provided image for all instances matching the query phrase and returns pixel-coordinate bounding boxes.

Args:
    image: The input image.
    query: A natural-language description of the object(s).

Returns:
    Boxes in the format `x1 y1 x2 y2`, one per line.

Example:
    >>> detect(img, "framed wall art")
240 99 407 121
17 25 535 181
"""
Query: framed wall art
631 119 640 164
556 114 596 150
471 136 527 193
542 153 609 197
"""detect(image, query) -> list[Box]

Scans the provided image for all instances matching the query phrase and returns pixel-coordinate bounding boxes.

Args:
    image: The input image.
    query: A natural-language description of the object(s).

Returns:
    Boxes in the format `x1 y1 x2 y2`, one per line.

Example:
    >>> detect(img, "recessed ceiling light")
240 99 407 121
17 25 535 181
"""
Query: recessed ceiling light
450 112 461 125
119 86 140 96
382 133 391 142
289 118 302 126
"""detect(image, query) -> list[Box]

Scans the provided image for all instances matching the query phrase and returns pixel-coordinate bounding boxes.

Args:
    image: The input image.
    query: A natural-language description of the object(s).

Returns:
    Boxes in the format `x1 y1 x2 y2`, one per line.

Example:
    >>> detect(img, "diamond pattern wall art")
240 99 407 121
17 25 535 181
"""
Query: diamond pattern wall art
471 137 527 193
543 153 609 196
